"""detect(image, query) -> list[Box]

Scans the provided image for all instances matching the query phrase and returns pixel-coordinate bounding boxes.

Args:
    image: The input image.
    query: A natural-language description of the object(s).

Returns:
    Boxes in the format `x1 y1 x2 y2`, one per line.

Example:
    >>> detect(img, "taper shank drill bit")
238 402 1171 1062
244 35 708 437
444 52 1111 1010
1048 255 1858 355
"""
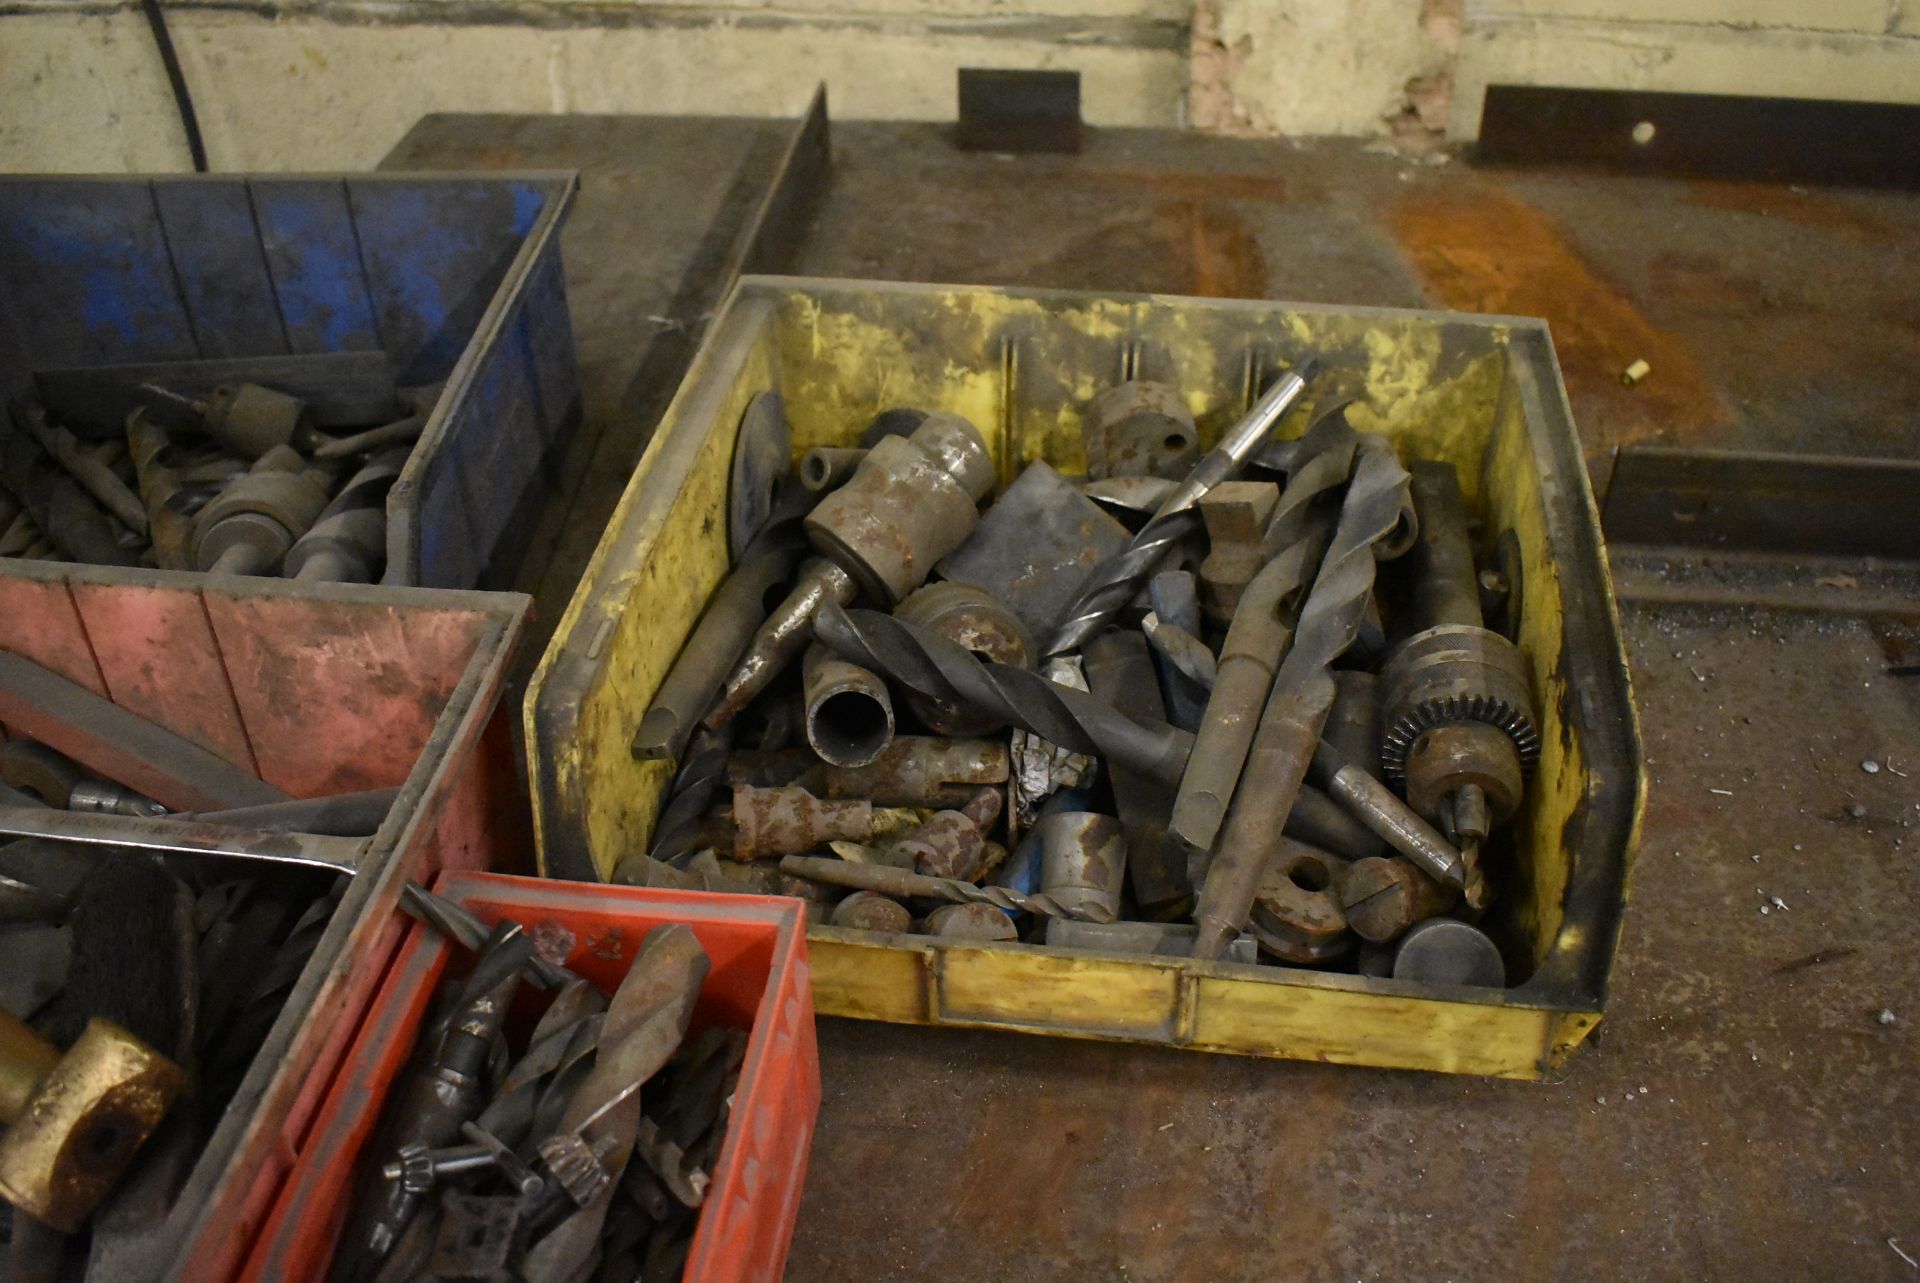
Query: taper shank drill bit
1170 409 1357 855
1047 359 1318 655
1191 431 1413 960
813 600 1193 788
779 855 1116 923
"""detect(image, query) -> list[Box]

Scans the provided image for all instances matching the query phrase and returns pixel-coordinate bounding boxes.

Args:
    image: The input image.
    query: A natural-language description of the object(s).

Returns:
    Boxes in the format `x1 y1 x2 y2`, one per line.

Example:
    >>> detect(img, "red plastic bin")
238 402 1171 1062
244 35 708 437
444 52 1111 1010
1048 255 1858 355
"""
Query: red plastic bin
237 870 819 1283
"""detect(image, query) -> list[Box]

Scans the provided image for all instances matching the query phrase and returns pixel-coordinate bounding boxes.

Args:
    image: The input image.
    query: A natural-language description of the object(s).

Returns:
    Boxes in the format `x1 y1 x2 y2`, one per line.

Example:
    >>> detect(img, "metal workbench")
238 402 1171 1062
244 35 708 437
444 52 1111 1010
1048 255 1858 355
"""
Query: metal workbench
384 114 1920 1283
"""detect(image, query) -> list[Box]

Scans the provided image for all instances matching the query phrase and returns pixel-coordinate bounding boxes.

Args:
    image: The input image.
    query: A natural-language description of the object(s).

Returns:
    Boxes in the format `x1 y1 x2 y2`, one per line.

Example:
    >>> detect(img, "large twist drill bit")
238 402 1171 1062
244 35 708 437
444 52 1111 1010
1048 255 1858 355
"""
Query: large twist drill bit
778 855 1117 923
1171 408 1358 857
1192 431 1413 960
522 926 709 1283
630 724 733 872
813 600 1193 788
1046 359 1318 655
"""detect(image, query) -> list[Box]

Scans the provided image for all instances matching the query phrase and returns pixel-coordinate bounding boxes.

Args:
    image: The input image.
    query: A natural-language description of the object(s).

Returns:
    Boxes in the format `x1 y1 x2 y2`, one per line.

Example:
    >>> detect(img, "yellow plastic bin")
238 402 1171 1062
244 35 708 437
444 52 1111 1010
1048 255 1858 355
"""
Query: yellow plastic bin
526 277 1644 1078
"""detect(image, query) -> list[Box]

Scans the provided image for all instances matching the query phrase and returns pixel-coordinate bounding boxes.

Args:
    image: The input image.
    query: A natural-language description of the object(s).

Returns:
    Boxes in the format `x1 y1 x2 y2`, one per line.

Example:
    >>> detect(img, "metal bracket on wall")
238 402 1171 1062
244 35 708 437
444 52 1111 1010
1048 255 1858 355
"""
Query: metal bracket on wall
956 69 1083 154
1477 85 1920 190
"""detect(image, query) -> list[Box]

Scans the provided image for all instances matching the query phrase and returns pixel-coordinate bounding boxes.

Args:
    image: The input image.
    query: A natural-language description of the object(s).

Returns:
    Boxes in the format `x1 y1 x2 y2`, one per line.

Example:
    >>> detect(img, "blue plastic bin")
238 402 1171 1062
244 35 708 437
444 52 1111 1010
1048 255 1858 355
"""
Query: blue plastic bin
0 173 581 589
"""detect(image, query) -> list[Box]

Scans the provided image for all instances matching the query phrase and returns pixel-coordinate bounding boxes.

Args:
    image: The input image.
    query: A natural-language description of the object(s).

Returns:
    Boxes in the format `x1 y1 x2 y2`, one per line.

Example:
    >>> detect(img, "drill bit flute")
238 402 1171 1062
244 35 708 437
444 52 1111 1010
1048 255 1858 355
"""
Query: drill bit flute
1046 359 1318 656
1191 433 1417 961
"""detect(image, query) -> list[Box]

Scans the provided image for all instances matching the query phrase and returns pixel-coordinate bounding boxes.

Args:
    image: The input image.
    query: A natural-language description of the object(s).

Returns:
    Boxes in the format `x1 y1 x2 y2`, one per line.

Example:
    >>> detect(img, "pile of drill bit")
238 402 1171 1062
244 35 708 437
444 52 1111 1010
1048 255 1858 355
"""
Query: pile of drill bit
332 909 742 1283
0 376 433 581
625 364 1540 987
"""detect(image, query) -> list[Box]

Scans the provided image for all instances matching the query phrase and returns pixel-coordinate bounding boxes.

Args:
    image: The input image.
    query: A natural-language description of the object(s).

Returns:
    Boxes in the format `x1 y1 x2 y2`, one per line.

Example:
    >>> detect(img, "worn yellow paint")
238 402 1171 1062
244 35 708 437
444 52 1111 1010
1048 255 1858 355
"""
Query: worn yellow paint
934 945 1184 1040
1188 973 1557 1077
809 931 931 1023
528 276 1638 1075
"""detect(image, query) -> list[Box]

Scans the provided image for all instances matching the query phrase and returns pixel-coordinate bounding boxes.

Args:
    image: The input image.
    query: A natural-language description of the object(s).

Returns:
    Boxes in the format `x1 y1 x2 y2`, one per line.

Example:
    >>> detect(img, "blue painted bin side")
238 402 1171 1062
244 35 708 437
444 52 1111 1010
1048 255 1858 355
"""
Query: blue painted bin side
0 173 582 589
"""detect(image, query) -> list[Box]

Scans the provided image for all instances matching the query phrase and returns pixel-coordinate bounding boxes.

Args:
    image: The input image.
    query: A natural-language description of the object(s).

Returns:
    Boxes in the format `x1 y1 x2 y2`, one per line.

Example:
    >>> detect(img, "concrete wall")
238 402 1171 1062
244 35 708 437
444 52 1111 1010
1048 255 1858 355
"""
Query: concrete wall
0 0 1187 171
2 0 1919 171
1190 0 1920 147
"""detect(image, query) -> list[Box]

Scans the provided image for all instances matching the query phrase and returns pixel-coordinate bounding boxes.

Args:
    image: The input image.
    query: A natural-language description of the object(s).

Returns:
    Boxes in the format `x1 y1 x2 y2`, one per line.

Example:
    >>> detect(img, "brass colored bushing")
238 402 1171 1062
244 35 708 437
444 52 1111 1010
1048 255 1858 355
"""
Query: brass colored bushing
0 1015 185 1233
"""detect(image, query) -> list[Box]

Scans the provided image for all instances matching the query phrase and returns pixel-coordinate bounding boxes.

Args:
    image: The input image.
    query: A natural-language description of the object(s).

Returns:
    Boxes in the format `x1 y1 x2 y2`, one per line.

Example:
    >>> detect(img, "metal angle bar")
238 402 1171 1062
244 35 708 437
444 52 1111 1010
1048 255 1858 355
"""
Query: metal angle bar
1602 446 1920 561
0 649 291 812
0 806 367 872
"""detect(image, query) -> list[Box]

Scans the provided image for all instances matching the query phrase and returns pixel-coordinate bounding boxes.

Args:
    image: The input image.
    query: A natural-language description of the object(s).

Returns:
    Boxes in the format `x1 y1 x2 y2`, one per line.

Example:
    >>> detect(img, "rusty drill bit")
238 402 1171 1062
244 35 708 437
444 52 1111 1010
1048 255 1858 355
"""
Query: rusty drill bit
1191 431 1413 960
398 884 578 991
1170 409 1358 856
1046 359 1317 655
521 926 709 1283
779 855 1118 923
813 600 1193 788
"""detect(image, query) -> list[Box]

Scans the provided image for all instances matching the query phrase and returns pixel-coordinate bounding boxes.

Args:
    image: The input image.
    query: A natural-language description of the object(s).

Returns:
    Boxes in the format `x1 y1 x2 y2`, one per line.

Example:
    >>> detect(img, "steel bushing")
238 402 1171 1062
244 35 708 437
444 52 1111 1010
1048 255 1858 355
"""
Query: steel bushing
802 643 895 769
1082 380 1198 481
829 891 912 933
193 446 332 576
1247 839 1353 965
804 412 994 605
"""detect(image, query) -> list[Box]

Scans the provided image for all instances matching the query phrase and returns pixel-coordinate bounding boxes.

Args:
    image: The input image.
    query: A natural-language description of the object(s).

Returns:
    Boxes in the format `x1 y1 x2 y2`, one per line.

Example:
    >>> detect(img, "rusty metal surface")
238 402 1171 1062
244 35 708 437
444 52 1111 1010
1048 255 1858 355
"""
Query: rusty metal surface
1196 479 1278 627
815 601 1194 788
805 412 995 605
892 582 1035 738
791 125 1920 485
1247 838 1352 966
1082 380 1198 481
818 736 1008 809
419 115 1918 1277
728 784 875 860
782 598 1920 1282
761 124 1920 1279
890 786 1001 882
